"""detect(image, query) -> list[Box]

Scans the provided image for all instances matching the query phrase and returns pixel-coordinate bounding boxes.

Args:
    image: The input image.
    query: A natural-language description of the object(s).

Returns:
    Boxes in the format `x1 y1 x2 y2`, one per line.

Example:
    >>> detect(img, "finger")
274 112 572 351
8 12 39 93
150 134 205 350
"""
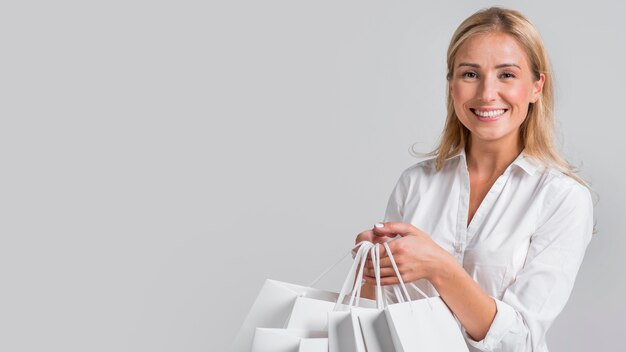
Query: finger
363 266 399 278
355 230 374 244
377 242 394 259
360 257 375 270
374 250 406 274
353 231 376 254
373 222 419 238
376 255 397 268
372 235 391 243
380 276 401 286
364 275 400 286
364 243 399 267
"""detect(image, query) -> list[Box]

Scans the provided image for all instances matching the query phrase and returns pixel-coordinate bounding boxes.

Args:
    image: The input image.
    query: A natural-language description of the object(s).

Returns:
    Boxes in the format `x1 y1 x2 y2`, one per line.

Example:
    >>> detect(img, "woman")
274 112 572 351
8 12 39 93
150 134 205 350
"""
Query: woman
356 7 594 352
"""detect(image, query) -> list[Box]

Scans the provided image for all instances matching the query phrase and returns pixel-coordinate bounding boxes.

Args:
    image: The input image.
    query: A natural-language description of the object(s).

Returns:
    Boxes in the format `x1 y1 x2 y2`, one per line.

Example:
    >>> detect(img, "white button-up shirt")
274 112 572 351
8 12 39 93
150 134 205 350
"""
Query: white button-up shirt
382 148 594 352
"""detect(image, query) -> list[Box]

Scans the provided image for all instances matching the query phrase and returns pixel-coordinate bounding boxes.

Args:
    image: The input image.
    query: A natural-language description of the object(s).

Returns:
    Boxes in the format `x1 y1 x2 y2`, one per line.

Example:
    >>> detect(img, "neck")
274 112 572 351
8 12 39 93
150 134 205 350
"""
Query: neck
465 136 523 178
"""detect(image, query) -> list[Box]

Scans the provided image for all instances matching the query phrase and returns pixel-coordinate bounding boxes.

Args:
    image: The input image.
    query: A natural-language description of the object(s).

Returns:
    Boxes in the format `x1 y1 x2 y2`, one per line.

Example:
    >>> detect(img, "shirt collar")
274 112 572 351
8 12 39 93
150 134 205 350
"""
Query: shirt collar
448 147 539 176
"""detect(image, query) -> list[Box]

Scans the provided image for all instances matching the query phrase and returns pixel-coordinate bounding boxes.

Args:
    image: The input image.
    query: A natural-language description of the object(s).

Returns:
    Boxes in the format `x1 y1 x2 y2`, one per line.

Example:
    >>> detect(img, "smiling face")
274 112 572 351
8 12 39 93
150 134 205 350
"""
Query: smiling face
450 31 545 150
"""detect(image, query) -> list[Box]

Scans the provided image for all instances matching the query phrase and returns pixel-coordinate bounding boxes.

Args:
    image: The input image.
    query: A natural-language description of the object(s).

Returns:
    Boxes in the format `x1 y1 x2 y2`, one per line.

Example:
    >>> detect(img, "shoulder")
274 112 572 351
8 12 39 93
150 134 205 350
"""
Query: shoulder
533 165 594 226
537 166 592 204
526 167 595 250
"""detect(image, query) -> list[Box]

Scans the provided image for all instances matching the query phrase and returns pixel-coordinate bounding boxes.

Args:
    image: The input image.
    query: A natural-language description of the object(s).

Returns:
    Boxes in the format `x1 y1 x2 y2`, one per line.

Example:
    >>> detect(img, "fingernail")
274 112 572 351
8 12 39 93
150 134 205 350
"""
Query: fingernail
375 223 384 228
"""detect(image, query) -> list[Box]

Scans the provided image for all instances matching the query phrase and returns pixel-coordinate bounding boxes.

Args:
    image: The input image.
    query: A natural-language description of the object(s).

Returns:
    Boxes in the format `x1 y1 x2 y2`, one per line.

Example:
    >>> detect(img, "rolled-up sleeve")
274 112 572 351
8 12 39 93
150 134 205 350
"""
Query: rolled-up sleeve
465 182 594 352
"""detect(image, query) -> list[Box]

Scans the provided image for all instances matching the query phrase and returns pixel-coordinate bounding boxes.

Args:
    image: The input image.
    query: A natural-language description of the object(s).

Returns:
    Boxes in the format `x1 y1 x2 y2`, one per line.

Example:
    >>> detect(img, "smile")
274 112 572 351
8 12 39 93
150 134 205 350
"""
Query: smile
470 108 508 119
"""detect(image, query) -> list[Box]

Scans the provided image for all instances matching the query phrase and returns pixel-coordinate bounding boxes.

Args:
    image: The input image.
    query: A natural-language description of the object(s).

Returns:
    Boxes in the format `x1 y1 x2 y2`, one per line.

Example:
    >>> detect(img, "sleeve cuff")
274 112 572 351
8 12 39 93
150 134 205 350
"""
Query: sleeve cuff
464 297 518 351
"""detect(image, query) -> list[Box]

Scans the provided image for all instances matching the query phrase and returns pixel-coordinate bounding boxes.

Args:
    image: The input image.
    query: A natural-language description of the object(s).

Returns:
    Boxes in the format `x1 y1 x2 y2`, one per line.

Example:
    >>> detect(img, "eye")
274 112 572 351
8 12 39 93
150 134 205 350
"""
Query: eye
462 71 478 79
499 72 516 79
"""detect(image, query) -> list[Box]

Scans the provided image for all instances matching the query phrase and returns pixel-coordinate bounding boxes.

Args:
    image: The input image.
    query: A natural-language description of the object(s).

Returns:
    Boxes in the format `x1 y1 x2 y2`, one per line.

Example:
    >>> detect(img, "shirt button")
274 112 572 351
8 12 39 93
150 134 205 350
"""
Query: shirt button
454 244 463 253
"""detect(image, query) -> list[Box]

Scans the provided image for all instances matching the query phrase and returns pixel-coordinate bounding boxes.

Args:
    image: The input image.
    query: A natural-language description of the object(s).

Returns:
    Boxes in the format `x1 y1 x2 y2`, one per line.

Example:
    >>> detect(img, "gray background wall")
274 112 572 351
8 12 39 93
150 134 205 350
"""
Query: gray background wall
1 1 623 351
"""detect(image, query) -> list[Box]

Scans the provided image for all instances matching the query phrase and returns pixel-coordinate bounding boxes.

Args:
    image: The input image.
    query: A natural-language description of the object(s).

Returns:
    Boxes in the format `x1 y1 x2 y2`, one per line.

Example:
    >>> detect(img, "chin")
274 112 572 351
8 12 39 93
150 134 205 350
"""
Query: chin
469 129 502 140
469 129 519 145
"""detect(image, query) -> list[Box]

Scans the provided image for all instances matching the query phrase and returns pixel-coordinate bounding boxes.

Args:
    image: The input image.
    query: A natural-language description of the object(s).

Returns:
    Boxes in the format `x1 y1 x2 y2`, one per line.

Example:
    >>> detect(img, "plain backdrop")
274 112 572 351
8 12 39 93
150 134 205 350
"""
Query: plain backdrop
1 1 624 351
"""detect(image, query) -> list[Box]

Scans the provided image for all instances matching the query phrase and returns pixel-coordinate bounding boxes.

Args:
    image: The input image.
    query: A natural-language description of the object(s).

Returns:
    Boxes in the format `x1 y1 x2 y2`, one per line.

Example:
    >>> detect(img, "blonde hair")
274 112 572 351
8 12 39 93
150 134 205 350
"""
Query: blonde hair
420 7 590 189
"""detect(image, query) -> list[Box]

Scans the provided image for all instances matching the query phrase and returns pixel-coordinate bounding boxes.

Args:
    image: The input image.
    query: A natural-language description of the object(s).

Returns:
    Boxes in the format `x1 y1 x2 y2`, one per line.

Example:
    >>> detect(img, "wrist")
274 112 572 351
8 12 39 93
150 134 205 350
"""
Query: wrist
428 249 460 289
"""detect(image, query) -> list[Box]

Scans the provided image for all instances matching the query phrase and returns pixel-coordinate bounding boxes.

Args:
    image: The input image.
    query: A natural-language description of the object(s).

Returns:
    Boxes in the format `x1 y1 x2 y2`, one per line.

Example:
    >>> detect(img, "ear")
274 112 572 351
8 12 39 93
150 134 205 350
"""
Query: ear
531 73 546 103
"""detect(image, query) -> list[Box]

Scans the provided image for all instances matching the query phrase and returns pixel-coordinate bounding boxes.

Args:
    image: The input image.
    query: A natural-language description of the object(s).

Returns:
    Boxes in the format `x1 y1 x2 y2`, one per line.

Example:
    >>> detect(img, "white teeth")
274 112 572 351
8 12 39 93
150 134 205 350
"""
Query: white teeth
474 109 505 118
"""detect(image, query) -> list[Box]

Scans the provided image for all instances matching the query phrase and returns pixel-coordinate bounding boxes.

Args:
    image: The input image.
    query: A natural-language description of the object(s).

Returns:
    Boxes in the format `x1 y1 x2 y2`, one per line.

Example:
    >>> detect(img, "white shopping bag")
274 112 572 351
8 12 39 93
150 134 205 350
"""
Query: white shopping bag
231 242 376 352
385 297 468 352
328 310 364 352
250 328 326 352
357 309 395 352
287 243 377 331
380 242 469 352
328 242 381 352
353 244 396 352
287 293 376 331
230 280 336 352
298 338 328 352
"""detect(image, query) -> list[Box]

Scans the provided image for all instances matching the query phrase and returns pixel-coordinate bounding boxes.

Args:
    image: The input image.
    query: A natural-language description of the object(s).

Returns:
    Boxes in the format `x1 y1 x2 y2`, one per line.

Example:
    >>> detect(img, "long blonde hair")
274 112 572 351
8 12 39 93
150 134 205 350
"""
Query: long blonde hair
421 7 590 189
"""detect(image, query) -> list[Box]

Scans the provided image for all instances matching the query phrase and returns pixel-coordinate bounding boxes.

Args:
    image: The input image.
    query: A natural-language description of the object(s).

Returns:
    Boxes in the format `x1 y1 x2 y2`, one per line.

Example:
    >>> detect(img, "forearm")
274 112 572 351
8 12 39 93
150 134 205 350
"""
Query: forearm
430 254 496 341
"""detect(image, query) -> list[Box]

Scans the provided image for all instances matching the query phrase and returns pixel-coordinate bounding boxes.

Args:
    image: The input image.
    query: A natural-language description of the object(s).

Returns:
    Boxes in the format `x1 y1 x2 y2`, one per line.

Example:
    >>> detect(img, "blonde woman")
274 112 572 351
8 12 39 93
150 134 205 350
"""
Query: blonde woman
356 7 594 352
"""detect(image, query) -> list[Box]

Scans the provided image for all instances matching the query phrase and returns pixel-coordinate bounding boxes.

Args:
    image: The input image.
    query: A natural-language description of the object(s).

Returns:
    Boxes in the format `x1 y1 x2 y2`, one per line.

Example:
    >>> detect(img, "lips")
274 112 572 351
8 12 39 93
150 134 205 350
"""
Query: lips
470 108 508 119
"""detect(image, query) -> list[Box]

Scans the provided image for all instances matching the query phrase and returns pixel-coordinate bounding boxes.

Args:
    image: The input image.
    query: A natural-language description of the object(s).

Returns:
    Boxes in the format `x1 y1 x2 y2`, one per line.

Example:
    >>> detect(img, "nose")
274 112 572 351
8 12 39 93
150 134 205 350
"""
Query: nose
477 76 497 102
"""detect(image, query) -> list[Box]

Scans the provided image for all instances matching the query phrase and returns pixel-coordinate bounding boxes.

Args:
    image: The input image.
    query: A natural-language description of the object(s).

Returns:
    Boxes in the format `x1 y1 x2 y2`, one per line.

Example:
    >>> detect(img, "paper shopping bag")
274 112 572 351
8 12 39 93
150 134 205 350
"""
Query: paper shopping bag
385 297 469 352
287 294 376 331
231 242 376 352
298 337 329 352
372 241 468 352
289 242 375 334
327 309 366 352
328 306 394 352
354 243 396 352
357 308 395 352
250 328 326 352
328 242 382 352
230 279 337 352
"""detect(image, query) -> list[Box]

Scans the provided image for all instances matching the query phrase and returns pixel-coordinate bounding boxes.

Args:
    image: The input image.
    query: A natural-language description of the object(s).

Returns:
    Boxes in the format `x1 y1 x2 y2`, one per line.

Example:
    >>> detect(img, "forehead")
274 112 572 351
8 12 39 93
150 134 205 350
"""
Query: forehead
454 32 530 68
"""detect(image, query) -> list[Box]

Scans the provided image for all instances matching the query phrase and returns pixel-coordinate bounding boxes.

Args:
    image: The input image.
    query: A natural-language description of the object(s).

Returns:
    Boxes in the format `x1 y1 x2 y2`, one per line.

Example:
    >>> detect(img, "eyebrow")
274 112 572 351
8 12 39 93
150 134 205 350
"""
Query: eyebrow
457 62 521 69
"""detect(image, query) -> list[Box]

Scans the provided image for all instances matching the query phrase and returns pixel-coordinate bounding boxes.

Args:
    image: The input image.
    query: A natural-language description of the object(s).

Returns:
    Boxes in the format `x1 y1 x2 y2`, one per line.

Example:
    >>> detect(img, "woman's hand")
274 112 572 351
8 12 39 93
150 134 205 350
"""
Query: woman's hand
353 225 392 254
353 225 395 299
366 222 496 341
354 227 392 245
363 222 453 285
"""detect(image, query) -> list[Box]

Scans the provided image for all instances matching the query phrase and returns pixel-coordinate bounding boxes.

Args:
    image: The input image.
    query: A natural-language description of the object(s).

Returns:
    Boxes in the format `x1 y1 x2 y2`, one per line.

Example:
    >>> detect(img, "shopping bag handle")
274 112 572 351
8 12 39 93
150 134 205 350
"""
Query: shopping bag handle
351 243 384 309
347 242 372 308
373 243 384 309
383 242 433 311
348 242 426 310
308 241 365 288
333 241 374 310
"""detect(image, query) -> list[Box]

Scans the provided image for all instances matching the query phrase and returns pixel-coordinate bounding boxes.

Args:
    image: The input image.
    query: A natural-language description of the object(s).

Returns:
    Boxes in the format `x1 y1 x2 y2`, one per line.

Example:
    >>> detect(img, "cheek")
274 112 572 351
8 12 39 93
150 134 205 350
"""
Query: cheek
503 83 533 106
451 81 469 100
450 82 471 109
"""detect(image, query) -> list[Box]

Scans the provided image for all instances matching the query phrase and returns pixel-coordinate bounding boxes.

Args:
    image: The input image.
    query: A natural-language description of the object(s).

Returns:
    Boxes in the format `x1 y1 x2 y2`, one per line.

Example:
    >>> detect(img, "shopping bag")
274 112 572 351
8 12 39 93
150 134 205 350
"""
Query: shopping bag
328 242 382 352
287 293 376 331
328 310 364 352
354 244 396 352
230 280 336 352
298 337 328 352
250 328 326 352
385 298 468 352
357 309 395 352
381 242 469 352
231 242 375 352
283 241 377 332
